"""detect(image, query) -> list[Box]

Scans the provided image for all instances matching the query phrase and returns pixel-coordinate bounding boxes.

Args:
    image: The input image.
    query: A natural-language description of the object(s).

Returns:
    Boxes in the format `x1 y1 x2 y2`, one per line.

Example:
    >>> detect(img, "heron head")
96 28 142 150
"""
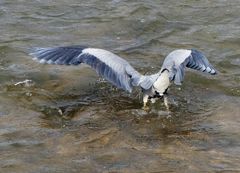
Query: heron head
153 69 170 96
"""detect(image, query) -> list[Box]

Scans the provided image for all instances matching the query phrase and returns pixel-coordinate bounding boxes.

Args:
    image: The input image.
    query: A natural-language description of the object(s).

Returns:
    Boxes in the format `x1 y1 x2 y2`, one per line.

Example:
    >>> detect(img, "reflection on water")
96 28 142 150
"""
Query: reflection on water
0 0 240 172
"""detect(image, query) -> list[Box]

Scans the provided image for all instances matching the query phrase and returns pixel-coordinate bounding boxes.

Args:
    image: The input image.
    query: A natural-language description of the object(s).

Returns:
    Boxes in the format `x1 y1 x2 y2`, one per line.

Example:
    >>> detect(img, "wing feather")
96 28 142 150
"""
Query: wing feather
160 49 217 85
30 46 144 92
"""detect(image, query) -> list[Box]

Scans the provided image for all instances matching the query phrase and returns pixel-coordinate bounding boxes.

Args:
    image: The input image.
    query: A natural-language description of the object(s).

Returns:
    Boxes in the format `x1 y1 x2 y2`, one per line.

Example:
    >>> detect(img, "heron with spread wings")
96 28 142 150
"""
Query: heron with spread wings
30 46 217 110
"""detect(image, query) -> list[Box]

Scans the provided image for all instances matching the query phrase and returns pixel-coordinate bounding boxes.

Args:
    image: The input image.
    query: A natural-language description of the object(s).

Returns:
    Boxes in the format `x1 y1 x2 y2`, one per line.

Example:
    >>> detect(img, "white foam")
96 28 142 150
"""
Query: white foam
39 59 46 64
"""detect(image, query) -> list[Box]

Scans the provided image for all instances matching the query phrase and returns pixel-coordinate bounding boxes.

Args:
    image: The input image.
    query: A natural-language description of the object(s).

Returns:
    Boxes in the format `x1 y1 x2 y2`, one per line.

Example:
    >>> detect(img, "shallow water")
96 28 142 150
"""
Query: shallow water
0 0 240 172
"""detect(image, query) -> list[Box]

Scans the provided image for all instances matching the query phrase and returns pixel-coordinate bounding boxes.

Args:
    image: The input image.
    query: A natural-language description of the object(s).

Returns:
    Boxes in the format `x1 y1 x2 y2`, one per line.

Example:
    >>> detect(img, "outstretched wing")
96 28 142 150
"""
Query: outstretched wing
160 49 217 85
29 46 150 92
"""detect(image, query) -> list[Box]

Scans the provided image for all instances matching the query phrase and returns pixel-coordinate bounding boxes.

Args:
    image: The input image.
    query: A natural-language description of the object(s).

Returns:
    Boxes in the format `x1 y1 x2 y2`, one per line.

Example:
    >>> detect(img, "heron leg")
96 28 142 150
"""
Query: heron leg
142 94 149 111
164 95 169 111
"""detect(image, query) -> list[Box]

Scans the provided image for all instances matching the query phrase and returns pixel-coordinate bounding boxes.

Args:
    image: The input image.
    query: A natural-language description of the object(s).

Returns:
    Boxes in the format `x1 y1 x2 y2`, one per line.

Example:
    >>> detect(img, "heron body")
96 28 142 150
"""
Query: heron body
29 46 217 110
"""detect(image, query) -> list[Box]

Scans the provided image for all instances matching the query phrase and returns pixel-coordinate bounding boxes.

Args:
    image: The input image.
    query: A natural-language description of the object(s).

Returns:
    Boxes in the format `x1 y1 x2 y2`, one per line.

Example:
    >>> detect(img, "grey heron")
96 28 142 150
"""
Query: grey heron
29 46 217 110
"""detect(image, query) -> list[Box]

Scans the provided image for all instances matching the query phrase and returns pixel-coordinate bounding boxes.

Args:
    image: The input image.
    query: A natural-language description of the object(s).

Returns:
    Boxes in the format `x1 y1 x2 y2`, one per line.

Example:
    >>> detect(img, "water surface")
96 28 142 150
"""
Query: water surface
0 0 240 172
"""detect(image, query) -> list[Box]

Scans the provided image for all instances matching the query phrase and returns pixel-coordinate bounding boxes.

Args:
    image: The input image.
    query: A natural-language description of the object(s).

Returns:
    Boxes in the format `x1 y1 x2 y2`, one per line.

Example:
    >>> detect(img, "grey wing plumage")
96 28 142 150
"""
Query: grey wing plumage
160 49 217 85
29 46 150 92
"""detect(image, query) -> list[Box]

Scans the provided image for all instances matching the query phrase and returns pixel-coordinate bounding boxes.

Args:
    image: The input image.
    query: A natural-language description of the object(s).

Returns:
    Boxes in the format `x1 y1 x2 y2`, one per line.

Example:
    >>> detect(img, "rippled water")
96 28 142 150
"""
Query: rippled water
0 0 240 172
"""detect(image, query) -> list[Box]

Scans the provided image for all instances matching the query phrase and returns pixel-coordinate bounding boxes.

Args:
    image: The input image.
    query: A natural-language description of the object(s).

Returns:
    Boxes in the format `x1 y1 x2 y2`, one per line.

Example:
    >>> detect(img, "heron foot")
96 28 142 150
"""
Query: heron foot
164 96 169 111
142 101 150 111
142 105 150 111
